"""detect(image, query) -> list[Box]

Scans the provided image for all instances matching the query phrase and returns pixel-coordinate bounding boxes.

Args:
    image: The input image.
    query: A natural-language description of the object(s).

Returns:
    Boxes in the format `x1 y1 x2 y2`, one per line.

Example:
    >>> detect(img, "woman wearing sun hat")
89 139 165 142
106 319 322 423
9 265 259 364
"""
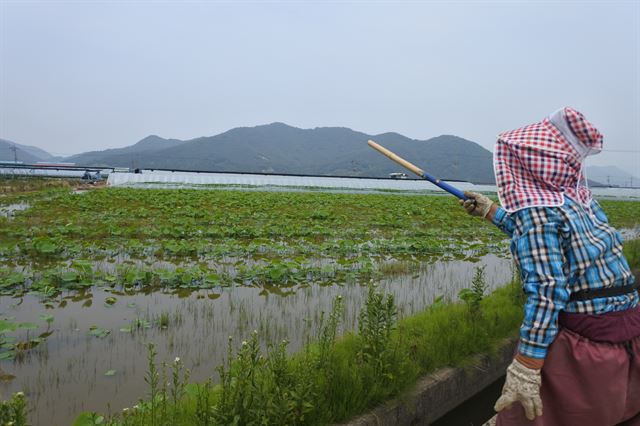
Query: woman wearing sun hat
462 107 640 425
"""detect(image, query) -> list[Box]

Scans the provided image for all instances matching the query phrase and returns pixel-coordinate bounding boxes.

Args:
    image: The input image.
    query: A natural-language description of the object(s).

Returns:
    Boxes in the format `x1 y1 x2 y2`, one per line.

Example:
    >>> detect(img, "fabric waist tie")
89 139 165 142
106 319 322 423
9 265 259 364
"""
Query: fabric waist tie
558 305 640 344
569 281 639 302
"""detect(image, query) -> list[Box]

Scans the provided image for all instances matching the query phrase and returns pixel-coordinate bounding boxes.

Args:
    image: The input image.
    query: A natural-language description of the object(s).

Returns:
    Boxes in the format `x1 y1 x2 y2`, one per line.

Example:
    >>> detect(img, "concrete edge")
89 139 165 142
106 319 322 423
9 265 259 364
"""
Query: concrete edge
337 336 518 426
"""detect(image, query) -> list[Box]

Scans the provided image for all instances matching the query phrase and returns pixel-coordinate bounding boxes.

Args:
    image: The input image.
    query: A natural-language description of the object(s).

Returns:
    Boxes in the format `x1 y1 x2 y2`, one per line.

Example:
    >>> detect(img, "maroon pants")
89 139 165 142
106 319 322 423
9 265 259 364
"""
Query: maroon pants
497 306 640 426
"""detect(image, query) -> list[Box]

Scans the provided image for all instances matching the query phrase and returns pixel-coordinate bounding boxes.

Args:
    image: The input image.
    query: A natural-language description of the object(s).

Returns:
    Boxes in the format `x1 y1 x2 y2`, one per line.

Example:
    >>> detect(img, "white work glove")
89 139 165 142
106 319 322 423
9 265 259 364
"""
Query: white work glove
494 358 543 420
459 191 493 218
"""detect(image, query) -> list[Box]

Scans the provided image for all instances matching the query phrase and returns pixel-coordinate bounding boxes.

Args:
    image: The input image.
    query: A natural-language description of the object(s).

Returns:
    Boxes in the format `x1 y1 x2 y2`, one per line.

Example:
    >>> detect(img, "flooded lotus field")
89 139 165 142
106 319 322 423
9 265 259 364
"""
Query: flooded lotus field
0 184 638 425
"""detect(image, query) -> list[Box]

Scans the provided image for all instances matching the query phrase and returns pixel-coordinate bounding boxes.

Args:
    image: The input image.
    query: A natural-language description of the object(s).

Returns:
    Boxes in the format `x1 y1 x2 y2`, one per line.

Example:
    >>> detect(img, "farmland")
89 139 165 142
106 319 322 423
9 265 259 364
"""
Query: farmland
0 183 638 425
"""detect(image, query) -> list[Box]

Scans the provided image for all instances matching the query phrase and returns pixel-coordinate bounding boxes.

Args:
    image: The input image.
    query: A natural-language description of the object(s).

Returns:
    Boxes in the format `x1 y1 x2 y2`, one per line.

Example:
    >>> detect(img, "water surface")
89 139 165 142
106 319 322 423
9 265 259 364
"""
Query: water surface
0 254 512 426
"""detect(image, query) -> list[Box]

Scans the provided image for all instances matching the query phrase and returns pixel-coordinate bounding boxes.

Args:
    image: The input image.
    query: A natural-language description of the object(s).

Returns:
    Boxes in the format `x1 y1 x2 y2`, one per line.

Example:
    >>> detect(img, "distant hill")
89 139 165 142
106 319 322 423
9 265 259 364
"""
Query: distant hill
64 123 497 183
66 135 187 166
0 138 60 163
9 126 635 187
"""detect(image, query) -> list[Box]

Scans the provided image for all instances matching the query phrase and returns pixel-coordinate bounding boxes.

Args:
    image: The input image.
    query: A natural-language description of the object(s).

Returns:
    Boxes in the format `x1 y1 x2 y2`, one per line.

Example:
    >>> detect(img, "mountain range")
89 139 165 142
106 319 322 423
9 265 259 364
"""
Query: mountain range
1 123 638 186
65 123 497 183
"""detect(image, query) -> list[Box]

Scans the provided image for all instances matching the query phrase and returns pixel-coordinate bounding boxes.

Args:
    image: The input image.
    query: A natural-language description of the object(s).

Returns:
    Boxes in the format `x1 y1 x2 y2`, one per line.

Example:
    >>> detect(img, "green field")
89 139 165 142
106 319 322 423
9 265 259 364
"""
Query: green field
0 187 514 298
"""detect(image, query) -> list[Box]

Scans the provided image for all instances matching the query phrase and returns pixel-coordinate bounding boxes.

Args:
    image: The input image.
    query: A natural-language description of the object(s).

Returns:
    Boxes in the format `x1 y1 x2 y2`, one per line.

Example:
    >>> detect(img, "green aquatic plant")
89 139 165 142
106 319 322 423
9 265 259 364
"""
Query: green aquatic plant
0 391 27 426
458 265 488 317
357 285 397 380
0 269 26 291
32 236 60 255
39 314 54 325
72 412 105 426
88 326 110 338
0 320 17 361
132 318 151 331
0 316 55 360
170 356 190 424
157 312 170 329
145 343 159 426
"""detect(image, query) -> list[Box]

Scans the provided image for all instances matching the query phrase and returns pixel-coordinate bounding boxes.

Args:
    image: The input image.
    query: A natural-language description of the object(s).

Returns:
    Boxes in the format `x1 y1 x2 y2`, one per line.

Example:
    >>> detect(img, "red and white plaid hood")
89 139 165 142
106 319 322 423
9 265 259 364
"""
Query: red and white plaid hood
494 107 603 213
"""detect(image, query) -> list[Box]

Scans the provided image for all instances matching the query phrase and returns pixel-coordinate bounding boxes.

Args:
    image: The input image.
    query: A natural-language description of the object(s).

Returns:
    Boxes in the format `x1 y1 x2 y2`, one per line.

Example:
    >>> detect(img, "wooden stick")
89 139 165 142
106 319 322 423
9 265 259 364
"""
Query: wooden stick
367 140 424 177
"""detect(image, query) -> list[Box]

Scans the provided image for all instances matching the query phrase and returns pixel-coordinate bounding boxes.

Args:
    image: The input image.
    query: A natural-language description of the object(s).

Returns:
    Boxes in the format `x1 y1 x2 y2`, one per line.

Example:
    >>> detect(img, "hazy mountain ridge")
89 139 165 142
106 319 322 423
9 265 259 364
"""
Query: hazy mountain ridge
586 165 639 187
0 138 62 163
8 123 636 185
65 135 187 166
58 123 497 183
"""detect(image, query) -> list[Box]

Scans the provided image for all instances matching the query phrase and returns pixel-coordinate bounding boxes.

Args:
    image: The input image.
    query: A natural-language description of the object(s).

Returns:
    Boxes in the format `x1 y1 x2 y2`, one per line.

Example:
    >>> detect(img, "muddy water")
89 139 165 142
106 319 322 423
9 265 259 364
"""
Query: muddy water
0 255 512 426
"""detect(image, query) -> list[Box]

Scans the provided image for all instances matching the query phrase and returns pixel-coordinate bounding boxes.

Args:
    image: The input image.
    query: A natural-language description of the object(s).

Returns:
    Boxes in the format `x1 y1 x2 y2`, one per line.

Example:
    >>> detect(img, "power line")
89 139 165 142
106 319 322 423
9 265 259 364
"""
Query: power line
600 149 640 153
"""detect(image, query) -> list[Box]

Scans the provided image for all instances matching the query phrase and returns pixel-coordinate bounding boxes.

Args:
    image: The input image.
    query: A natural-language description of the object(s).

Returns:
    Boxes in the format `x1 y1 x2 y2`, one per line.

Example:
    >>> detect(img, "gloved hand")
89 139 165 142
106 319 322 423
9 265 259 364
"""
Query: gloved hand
494 358 543 420
459 191 494 218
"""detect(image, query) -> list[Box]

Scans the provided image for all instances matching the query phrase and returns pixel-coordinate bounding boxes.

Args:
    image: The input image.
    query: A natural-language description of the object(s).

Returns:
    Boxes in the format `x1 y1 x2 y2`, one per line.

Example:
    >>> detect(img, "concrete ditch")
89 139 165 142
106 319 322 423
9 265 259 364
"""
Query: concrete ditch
338 336 518 426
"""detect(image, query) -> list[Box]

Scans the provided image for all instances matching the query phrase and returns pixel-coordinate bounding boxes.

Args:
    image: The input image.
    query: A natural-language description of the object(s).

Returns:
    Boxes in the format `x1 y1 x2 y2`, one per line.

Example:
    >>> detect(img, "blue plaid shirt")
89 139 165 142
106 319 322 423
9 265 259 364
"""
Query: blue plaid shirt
492 197 637 359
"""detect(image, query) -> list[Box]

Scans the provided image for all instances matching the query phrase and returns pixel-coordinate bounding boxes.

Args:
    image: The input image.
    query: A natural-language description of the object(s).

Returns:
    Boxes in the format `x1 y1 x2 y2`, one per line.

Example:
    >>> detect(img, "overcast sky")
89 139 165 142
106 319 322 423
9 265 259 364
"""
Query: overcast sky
1 1 638 175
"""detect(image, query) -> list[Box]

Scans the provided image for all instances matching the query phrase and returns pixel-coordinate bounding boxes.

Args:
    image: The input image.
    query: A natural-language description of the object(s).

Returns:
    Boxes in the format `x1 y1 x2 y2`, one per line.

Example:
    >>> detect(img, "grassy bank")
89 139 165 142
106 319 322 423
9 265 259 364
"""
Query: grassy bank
624 239 640 270
600 199 640 229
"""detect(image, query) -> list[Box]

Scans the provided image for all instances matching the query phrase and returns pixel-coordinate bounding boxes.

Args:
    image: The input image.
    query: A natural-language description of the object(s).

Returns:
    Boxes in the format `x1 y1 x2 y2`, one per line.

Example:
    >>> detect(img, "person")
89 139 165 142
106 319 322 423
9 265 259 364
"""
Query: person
461 107 640 425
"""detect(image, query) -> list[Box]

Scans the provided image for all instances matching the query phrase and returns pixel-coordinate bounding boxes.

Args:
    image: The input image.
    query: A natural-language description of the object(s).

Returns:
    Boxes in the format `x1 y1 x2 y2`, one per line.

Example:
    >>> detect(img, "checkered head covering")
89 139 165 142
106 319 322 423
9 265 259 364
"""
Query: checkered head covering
494 107 603 213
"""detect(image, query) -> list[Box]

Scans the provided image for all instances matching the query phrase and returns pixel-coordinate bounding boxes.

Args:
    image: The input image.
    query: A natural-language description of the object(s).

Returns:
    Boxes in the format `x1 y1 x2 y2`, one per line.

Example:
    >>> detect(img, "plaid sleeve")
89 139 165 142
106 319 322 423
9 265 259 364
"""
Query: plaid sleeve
512 208 570 359
491 206 515 237
590 200 609 225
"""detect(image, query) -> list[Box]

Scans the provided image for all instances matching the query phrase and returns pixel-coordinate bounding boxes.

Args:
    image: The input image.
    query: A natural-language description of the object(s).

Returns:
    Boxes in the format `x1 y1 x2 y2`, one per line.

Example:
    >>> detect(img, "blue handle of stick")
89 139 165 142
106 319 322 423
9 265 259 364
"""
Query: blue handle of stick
366 140 469 201
421 171 468 200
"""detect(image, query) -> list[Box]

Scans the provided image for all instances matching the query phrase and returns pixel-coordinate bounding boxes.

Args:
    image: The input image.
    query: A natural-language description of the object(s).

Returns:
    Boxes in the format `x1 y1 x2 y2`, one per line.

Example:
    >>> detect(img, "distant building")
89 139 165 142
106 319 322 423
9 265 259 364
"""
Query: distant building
35 162 77 167
389 172 408 179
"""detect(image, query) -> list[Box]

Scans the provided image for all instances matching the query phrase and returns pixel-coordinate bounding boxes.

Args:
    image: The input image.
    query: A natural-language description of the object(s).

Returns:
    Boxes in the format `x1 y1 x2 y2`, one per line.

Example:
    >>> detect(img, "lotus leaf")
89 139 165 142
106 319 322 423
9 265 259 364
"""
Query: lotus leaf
88 326 110 338
0 320 17 333
33 237 58 254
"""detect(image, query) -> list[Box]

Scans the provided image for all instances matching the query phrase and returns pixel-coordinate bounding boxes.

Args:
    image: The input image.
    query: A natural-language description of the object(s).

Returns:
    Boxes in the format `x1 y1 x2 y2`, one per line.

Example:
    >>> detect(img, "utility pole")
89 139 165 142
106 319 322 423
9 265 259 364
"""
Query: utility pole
10 145 18 163
606 175 610 186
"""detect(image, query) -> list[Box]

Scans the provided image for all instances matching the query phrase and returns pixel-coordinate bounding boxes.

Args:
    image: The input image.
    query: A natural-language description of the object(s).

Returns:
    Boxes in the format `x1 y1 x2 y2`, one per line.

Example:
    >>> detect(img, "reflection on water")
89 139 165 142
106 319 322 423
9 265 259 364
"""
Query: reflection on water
0 255 512 426
0 203 30 219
